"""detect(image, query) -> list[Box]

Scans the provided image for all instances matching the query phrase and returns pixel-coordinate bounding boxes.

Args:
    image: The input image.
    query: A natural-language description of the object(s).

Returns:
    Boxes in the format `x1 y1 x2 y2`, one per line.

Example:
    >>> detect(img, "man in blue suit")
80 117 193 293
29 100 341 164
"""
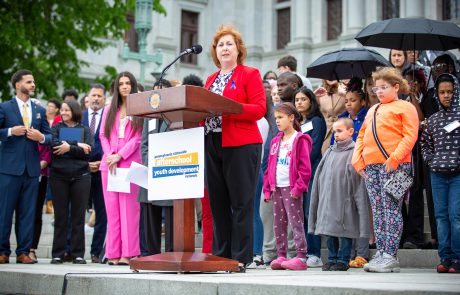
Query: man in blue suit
0 69 51 264
82 83 107 263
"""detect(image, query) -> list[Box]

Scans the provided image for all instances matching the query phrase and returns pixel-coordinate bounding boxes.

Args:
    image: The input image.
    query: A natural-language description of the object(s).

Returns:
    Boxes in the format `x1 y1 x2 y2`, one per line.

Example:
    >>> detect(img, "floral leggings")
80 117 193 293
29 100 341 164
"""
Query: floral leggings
364 163 411 257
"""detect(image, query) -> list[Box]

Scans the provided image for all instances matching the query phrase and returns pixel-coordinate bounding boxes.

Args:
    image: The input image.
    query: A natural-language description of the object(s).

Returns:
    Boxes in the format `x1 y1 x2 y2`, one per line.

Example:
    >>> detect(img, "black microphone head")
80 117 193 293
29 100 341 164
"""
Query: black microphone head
192 44 202 54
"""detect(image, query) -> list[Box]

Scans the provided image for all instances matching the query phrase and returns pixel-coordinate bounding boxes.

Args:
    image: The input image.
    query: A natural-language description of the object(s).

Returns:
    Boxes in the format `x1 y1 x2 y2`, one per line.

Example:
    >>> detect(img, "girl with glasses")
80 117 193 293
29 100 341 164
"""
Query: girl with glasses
352 67 419 273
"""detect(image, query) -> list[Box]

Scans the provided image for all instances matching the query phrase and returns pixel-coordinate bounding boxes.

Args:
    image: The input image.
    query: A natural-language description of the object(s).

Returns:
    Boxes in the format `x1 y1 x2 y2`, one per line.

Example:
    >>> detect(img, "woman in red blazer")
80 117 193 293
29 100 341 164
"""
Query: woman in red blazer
204 25 266 272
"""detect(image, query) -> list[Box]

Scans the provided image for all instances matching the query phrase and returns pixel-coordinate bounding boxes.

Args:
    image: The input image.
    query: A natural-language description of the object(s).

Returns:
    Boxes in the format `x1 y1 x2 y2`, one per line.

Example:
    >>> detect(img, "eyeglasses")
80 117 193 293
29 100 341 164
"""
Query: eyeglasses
431 63 448 71
371 85 392 93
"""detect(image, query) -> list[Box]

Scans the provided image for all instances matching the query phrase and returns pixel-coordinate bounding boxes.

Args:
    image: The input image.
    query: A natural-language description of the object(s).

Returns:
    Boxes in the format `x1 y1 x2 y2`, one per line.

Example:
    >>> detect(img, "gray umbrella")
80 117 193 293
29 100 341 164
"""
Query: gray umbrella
306 47 390 80
355 17 460 51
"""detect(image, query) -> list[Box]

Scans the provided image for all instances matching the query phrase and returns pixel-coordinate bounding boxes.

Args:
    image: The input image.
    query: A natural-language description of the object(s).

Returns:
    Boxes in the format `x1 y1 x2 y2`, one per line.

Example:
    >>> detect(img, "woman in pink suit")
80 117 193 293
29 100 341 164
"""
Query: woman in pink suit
99 72 143 265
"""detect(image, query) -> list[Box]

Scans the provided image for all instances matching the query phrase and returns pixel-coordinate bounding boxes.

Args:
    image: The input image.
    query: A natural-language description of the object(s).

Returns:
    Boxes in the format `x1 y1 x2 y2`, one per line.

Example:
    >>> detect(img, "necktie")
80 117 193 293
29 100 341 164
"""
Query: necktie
22 103 30 128
90 112 96 136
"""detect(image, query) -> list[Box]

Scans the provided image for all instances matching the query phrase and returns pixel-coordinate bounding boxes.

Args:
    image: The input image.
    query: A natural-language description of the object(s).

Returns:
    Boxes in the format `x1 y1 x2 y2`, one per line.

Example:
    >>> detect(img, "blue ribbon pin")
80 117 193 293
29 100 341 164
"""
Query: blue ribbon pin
230 80 236 89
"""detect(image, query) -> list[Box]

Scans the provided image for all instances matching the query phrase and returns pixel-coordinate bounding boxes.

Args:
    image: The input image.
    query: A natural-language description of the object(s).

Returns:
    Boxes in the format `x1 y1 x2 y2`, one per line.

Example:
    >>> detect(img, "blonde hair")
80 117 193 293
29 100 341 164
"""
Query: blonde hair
210 25 247 68
372 67 410 94
334 117 354 129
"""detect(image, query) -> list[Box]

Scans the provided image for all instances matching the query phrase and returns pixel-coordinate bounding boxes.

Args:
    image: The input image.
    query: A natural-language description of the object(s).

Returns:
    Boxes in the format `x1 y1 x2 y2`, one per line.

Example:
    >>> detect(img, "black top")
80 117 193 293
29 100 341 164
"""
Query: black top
50 122 93 177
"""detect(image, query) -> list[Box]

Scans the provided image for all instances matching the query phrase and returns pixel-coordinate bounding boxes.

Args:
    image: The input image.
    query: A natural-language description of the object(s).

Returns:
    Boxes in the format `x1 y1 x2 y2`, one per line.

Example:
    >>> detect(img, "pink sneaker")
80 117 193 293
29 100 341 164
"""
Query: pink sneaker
281 257 307 270
270 257 288 270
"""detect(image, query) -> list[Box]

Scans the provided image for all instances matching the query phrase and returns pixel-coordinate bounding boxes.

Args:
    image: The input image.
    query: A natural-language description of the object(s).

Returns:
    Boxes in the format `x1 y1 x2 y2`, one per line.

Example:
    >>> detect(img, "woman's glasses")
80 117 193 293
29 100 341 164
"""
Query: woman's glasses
371 85 392 94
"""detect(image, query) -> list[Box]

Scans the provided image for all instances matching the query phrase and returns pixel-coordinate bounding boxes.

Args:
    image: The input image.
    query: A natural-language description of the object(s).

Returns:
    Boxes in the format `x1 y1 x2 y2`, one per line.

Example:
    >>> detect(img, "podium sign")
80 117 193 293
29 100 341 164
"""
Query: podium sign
148 127 204 201
127 85 241 272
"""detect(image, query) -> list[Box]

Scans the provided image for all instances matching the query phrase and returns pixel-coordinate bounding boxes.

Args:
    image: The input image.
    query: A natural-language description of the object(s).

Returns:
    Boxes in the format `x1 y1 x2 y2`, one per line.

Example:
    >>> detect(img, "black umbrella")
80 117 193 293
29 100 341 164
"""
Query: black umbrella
355 17 460 51
306 47 390 80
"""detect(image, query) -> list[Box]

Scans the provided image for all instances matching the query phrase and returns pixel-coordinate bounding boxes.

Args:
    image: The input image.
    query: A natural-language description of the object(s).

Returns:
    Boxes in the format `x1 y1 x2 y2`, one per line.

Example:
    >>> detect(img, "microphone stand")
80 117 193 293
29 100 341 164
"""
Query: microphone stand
158 53 187 89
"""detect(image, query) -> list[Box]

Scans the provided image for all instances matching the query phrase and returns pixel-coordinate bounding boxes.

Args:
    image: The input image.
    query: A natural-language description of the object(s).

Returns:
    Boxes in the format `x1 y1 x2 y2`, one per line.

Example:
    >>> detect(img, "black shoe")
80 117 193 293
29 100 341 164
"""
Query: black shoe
91 255 100 263
73 257 87 264
50 258 63 264
322 262 335 271
369 243 376 249
330 262 349 271
403 241 418 249
235 263 246 273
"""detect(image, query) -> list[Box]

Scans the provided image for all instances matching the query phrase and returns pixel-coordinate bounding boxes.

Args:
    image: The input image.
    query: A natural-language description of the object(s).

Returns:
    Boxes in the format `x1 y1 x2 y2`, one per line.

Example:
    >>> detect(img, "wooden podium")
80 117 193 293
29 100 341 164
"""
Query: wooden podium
126 85 242 272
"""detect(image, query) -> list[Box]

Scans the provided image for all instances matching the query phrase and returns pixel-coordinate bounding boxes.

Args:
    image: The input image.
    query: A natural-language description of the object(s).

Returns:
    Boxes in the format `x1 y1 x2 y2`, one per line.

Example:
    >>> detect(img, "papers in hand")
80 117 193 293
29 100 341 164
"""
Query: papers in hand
125 162 148 189
107 168 131 193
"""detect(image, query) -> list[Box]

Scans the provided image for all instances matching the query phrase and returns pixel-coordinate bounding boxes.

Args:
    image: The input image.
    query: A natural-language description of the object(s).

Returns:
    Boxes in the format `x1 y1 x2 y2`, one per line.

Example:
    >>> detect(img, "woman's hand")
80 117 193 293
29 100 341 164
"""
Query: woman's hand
314 86 327 97
53 141 70 155
78 143 92 154
40 160 48 170
384 159 395 173
107 154 122 175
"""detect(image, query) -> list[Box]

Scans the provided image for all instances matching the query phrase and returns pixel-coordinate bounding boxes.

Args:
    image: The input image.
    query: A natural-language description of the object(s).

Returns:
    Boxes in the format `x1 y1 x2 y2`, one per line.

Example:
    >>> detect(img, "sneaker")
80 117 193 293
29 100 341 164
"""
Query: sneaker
280 257 307 271
448 261 460 273
73 257 87 264
437 260 452 273
368 253 400 273
306 255 323 268
50 258 62 264
349 256 368 268
322 262 335 271
270 257 288 270
363 252 382 272
246 255 266 269
331 262 349 271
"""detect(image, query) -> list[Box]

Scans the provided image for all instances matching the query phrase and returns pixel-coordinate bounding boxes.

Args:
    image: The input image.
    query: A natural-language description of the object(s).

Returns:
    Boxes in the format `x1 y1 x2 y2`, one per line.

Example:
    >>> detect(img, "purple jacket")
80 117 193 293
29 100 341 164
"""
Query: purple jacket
263 131 312 200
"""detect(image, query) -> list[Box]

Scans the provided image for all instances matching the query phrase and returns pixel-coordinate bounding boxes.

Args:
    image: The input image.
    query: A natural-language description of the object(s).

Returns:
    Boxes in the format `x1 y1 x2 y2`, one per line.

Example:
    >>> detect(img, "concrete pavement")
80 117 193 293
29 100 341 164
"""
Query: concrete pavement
0 258 459 295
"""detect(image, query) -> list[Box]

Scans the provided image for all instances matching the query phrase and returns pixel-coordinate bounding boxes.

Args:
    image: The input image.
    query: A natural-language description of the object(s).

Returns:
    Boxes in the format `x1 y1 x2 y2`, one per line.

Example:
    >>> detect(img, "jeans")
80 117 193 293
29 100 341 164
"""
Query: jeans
431 172 460 262
303 191 321 258
253 170 264 255
327 236 352 264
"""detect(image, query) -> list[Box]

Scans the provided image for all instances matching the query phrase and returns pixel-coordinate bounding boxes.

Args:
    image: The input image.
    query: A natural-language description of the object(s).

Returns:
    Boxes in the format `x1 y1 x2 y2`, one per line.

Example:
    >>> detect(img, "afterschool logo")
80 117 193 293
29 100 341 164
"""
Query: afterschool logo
152 150 199 179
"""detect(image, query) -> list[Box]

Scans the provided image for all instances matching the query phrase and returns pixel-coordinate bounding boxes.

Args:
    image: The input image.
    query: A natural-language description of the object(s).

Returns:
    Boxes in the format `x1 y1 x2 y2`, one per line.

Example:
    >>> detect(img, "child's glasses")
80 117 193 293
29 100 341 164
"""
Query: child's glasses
371 85 391 94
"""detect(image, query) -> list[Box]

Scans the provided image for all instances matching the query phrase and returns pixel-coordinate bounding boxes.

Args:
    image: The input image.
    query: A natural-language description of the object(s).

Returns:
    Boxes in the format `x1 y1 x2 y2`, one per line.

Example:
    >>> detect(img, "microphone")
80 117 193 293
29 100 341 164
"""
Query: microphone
158 44 202 88
180 44 203 55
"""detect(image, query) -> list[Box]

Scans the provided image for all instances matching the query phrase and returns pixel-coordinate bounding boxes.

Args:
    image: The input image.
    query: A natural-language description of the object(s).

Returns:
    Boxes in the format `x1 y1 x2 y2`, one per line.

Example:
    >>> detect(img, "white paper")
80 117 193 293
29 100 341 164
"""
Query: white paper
107 168 131 193
148 119 157 132
125 161 148 189
443 120 460 133
301 121 314 133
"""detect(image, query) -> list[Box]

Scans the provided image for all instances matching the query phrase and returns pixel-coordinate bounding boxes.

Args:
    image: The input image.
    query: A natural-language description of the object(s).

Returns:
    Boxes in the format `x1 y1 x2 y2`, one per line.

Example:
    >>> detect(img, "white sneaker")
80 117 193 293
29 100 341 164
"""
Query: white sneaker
363 251 382 272
246 255 266 269
306 255 323 267
368 253 400 273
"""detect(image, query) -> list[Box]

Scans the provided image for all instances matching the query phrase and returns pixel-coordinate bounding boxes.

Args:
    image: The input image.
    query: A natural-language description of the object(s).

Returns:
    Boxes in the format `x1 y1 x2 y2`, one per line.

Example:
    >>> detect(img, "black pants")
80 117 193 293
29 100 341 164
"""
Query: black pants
204 133 261 264
31 176 48 249
89 172 107 257
50 173 91 259
142 203 173 255
402 141 425 246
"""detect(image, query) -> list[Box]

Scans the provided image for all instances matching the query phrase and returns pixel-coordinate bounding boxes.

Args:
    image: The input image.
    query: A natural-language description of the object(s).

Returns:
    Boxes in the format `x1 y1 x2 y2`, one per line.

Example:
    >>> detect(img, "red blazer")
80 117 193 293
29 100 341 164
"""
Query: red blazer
205 64 266 147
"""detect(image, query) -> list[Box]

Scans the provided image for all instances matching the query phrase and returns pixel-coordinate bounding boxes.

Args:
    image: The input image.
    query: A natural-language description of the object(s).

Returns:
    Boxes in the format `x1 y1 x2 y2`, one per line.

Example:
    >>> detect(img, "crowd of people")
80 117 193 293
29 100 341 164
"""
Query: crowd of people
0 25 458 275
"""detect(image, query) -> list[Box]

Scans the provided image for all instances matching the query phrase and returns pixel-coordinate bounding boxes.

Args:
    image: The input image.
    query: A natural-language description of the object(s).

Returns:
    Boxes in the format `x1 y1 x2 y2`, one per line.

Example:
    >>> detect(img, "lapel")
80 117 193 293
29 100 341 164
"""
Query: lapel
30 102 38 128
10 98 23 124
96 109 104 134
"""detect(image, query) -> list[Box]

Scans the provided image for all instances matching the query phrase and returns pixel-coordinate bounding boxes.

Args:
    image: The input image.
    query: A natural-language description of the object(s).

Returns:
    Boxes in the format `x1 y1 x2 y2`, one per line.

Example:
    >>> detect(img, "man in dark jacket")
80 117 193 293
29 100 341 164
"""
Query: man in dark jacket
82 84 106 263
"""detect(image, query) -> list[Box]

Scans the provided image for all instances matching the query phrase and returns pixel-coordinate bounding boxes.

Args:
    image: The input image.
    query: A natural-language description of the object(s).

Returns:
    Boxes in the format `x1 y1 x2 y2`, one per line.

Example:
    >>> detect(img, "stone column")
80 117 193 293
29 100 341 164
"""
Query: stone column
342 0 366 38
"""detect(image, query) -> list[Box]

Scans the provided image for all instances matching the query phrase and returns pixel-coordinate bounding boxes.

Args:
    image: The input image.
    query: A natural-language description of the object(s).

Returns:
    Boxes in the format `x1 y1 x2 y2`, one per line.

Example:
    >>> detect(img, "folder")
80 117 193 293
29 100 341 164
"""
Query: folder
59 127 84 142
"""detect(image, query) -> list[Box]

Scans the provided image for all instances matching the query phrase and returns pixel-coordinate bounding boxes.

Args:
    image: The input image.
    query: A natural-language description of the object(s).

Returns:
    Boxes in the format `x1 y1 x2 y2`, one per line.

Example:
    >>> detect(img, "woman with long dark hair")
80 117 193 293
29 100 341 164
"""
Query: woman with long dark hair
99 71 143 265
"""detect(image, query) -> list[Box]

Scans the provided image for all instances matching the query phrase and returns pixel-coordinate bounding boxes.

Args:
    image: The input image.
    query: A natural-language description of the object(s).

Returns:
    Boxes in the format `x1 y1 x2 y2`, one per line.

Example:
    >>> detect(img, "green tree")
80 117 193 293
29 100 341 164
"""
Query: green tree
0 0 166 101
